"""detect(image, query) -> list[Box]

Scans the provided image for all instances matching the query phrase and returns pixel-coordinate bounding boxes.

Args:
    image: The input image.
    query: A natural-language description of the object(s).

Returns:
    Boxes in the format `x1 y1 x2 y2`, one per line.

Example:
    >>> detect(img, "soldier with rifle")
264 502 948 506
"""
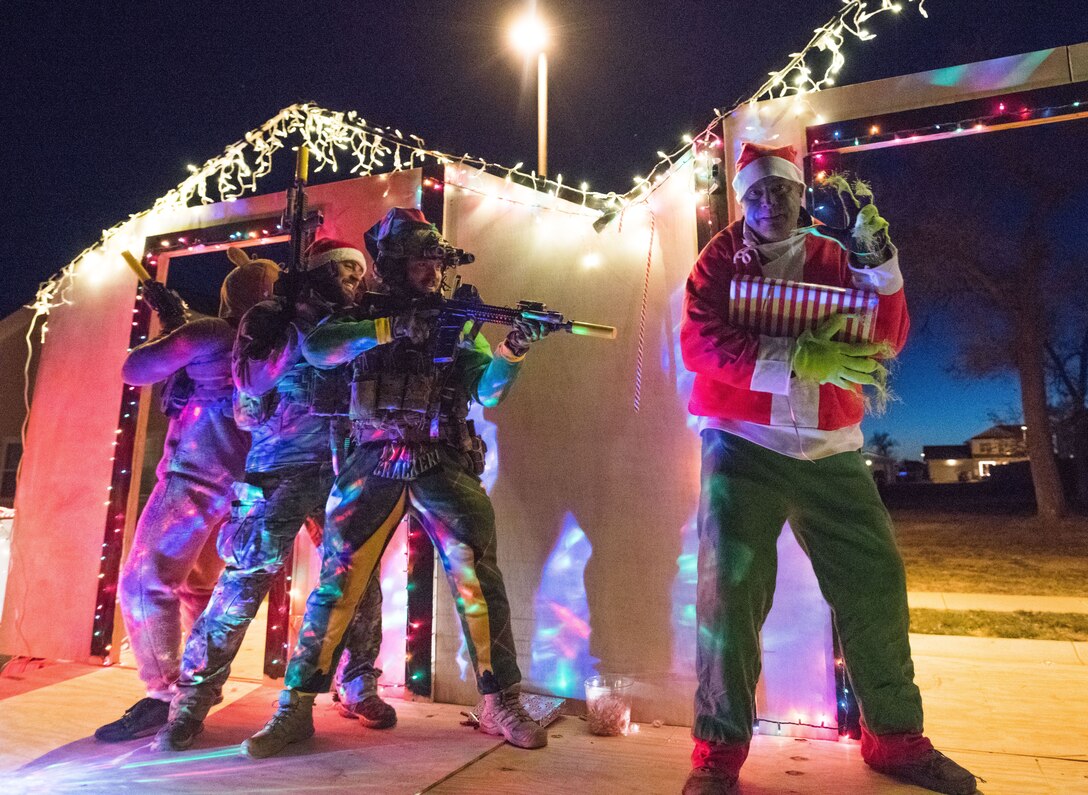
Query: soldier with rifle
96 250 276 742
152 148 394 751
242 207 613 758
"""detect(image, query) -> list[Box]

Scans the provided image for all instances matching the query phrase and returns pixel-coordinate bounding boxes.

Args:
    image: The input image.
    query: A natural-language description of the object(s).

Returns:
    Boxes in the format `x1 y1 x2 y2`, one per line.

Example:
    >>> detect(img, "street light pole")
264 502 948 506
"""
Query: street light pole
537 51 547 177
508 12 550 178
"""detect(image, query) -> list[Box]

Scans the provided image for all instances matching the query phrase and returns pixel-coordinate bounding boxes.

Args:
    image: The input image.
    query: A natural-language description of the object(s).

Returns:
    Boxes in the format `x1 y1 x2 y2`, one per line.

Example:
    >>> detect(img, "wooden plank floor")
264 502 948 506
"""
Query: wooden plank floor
1 632 1086 794
0 667 502 794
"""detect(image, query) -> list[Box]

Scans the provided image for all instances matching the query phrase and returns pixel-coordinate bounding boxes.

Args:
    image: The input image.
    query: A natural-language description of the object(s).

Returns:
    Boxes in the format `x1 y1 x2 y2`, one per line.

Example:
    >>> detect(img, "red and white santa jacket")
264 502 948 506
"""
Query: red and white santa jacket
681 218 910 434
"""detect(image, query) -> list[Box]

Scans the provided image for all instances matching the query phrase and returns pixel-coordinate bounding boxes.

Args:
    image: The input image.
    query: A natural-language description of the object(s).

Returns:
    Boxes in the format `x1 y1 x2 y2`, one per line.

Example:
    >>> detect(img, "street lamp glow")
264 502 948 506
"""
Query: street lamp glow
509 15 549 55
507 12 551 176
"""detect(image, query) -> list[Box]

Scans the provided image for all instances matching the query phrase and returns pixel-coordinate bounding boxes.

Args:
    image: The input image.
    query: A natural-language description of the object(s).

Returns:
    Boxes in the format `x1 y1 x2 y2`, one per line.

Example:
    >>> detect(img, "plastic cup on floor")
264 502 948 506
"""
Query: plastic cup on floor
584 674 633 736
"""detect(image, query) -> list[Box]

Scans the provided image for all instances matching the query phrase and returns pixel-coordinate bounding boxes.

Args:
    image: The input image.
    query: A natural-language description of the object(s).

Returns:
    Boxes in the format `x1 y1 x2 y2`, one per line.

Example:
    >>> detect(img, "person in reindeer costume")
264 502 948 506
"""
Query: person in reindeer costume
679 142 977 795
96 254 274 742
152 241 395 751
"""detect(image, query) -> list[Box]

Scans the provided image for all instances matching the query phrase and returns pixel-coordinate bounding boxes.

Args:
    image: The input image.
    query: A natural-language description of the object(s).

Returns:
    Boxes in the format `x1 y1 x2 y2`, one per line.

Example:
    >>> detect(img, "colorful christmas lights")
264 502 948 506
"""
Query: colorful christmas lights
624 0 929 206
810 96 1088 154
89 277 156 658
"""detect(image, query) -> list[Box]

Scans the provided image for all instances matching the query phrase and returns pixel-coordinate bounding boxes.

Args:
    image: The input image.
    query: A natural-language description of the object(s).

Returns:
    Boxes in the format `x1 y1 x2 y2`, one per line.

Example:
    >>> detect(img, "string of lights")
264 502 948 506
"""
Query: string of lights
625 0 929 205
756 717 846 734
440 169 603 219
811 96 1087 152
89 287 154 657
29 0 925 332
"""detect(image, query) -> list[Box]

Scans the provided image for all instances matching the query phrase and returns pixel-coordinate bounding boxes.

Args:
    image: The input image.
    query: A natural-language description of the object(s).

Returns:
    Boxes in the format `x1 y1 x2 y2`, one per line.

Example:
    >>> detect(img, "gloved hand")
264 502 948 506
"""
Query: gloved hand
392 308 438 345
504 316 551 357
160 309 190 333
852 201 890 254
143 281 190 331
792 315 887 388
814 175 892 264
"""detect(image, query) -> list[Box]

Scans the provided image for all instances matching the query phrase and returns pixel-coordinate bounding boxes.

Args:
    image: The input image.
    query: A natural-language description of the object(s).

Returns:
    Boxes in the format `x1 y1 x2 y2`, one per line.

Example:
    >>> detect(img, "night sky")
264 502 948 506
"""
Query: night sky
837 119 1088 460
6 0 1088 458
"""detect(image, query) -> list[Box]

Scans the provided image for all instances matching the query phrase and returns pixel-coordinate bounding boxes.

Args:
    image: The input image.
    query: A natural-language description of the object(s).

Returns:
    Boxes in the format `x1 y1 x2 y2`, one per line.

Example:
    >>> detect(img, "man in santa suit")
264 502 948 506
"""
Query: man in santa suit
679 142 976 795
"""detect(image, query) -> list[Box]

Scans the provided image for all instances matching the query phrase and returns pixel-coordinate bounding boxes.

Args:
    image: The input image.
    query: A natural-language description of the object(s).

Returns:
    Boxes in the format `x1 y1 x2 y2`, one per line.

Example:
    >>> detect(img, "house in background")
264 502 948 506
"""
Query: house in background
969 424 1028 460
921 444 973 483
922 424 1029 483
860 450 898 485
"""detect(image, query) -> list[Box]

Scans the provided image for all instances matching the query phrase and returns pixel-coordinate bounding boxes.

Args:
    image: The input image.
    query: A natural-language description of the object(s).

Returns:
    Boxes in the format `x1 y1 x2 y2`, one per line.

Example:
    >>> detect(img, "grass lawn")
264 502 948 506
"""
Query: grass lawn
892 510 1088 596
909 608 1088 642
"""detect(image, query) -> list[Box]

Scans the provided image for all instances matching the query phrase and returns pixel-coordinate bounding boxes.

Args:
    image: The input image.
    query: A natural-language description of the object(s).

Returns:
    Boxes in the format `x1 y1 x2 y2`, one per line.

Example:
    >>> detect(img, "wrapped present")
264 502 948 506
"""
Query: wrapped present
729 275 879 343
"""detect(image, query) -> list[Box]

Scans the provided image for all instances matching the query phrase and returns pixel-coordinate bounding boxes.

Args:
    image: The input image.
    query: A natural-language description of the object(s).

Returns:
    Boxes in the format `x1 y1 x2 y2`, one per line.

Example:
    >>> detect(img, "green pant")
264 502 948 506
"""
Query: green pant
285 442 521 696
694 430 924 743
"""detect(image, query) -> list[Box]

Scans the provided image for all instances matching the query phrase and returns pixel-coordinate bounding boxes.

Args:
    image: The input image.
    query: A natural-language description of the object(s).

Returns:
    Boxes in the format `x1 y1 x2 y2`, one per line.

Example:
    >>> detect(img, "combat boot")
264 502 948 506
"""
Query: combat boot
151 692 215 752
242 690 315 758
337 694 398 729
477 684 547 749
335 674 397 729
151 713 204 752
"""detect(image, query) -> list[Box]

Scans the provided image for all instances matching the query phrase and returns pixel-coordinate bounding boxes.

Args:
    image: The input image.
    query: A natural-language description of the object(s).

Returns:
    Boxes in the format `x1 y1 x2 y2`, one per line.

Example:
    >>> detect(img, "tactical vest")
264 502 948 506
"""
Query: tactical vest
232 361 351 431
163 370 234 419
350 339 442 429
349 337 484 478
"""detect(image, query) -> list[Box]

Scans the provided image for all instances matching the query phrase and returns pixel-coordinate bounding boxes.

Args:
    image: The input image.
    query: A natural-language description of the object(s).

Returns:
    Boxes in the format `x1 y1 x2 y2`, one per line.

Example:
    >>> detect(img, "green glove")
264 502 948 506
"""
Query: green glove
792 315 887 389
811 175 892 264
853 202 890 251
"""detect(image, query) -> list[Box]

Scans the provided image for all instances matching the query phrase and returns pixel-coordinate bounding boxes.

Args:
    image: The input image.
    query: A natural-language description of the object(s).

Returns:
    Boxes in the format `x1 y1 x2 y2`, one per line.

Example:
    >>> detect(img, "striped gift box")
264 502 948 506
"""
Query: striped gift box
728 275 879 343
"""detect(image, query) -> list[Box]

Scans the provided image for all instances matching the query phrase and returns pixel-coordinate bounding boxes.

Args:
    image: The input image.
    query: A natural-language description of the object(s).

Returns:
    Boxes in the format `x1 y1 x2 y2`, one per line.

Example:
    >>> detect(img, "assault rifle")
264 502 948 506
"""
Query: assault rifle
122 250 188 330
277 145 324 305
356 284 616 363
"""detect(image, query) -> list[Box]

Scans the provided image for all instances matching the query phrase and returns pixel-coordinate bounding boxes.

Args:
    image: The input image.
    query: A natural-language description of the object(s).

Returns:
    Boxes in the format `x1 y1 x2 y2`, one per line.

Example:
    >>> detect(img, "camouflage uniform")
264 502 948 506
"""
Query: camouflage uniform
283 311 523 697
170 297 384 721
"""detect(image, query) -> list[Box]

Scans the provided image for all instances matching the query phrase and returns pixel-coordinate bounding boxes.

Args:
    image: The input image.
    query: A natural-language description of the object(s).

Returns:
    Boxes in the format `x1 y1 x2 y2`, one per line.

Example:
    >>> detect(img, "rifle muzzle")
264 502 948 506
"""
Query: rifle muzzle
568 321 617 339
122 250 152 282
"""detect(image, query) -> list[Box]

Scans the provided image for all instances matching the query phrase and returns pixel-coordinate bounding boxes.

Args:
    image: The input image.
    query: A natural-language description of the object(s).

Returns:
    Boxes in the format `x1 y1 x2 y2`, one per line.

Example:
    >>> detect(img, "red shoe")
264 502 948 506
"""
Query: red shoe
684 738 748 794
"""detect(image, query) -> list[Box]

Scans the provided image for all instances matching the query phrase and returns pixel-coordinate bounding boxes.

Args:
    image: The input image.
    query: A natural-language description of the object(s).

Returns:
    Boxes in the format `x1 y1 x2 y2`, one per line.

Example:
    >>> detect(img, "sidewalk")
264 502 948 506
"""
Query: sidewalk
908 591 1088 614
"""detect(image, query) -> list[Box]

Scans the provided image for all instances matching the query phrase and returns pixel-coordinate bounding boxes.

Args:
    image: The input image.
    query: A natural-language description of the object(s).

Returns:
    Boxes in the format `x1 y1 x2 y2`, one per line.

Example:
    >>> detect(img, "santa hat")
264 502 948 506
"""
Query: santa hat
731 142 805 200
305 237 367 272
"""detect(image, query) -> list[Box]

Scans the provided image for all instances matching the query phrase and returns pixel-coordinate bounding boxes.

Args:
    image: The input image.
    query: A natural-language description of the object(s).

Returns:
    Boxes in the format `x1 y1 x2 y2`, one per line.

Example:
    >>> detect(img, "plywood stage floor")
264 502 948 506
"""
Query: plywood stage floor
1 633 1086 794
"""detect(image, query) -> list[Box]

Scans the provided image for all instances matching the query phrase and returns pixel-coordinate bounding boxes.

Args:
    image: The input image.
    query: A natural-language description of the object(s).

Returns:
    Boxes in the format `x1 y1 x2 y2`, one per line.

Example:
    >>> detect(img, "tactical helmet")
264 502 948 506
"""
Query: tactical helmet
364 207 445 285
